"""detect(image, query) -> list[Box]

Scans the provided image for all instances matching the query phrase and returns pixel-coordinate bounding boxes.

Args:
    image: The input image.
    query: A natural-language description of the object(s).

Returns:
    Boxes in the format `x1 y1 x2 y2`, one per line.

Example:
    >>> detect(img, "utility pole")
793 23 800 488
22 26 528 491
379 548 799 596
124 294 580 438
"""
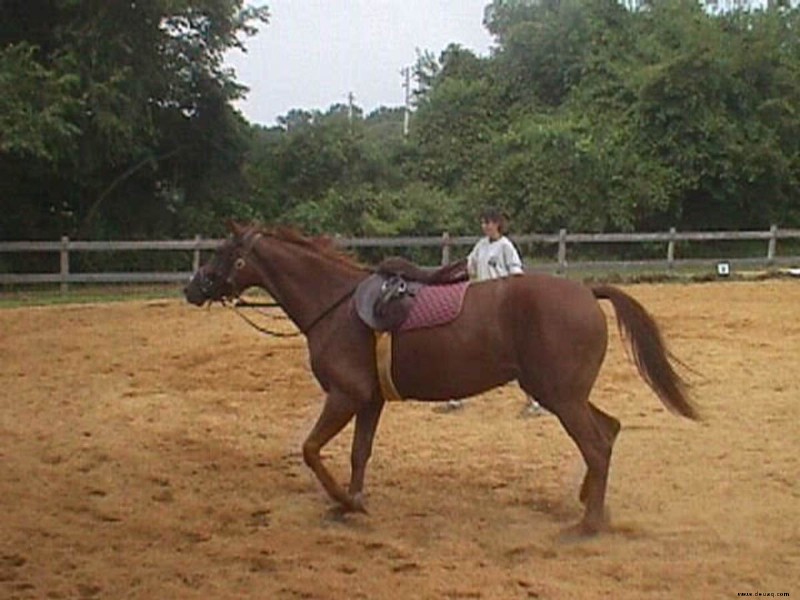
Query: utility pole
401 66 411 138
347 92 355 125
346 91 356 135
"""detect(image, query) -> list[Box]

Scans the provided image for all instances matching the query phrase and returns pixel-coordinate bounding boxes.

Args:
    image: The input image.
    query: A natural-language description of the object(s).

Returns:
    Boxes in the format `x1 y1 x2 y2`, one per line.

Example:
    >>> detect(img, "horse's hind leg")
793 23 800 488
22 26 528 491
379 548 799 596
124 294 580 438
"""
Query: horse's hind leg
551 401 615 535
590 403 621 445
348 397 385 507
579 403 621 505
302 393 364 513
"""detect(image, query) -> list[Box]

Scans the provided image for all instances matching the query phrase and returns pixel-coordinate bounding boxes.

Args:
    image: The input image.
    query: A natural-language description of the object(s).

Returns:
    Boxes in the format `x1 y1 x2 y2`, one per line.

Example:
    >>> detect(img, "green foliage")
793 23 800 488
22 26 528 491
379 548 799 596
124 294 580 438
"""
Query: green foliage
247 104 465 240
0 0 268 240
285 183 463 237
0 43 80 160
409 0 800 234
2 0 800 252
412 75 502 191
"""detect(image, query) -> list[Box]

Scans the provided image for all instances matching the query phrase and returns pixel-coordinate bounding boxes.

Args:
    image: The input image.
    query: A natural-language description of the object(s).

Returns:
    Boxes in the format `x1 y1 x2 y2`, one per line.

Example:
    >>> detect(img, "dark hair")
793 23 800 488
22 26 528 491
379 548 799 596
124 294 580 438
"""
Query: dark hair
479 207 508 233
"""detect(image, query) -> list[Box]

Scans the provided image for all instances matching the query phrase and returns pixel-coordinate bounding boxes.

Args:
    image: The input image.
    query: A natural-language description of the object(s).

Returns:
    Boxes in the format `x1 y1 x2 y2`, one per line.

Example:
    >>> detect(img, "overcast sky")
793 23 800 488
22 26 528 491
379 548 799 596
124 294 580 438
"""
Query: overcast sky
225 1 495 126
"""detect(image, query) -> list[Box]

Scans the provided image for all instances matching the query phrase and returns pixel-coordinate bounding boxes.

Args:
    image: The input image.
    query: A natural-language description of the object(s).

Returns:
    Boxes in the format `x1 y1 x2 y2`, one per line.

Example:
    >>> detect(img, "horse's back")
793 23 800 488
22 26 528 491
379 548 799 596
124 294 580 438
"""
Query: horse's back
391 274 607 401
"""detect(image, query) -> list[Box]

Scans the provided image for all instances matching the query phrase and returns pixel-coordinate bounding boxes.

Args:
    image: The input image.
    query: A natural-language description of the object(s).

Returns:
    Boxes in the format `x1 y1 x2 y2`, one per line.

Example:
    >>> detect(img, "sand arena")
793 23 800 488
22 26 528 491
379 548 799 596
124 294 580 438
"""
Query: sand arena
1 280 798 599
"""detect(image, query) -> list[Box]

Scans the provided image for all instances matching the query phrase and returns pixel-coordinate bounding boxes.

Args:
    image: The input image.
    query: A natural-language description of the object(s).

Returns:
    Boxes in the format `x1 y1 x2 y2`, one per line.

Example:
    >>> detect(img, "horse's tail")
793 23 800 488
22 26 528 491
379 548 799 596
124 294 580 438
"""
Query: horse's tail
592 285 699 420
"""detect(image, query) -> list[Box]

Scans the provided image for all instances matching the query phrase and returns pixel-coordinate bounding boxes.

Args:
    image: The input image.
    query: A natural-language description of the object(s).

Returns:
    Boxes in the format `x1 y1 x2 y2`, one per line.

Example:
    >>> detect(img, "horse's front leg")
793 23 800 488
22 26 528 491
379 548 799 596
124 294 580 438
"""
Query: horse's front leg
302 392 364 513
348 397 386 509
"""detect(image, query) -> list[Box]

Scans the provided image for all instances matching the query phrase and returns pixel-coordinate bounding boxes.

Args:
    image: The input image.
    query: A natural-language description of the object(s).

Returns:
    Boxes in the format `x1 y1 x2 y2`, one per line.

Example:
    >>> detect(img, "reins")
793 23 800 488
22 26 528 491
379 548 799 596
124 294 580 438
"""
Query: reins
226 299 301 338
225 283 357 338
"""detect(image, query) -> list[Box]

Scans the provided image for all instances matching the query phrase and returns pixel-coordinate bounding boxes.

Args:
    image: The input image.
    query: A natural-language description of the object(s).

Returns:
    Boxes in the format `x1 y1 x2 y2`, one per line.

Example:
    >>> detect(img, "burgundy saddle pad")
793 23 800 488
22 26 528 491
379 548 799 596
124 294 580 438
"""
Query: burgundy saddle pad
398 281 470 332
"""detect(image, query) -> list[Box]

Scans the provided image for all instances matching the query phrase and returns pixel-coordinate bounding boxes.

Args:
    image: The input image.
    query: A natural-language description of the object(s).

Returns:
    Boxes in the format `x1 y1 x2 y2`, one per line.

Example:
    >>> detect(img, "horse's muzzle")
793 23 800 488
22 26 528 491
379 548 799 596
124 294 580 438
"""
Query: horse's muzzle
184 273 211 306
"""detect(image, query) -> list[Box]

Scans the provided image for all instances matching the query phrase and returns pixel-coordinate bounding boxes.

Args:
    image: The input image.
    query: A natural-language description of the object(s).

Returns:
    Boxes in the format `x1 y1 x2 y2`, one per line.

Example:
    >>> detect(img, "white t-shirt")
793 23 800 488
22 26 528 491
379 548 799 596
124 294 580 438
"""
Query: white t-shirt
467 235 524 281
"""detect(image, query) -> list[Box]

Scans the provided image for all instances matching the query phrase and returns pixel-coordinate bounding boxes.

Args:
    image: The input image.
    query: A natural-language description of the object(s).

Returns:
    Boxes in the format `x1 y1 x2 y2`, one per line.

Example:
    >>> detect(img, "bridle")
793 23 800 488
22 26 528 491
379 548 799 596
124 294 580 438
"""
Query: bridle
226 285 357 338
221 229 359 338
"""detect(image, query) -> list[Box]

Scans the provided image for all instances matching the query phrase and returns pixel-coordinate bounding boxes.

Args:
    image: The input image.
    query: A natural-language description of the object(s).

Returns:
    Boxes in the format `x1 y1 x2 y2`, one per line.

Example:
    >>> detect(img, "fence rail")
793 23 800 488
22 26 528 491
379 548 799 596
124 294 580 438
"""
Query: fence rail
1 226 799 290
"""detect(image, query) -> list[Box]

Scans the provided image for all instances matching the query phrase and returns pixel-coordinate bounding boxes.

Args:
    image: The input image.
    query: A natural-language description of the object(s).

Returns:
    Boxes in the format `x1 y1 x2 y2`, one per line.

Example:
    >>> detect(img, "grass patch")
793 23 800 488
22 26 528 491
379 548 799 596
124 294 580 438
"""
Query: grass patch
0 284 184 308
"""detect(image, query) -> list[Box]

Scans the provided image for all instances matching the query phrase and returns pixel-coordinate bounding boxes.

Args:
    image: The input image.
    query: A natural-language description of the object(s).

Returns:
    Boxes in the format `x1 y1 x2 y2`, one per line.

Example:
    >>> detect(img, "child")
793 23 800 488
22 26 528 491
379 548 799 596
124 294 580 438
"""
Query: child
442 208 543 416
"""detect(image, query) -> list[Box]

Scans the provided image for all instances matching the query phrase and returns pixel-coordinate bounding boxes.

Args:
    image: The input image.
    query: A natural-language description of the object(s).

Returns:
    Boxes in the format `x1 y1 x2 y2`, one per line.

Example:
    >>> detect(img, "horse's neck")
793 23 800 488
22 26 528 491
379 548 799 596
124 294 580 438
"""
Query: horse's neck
253 239 362 331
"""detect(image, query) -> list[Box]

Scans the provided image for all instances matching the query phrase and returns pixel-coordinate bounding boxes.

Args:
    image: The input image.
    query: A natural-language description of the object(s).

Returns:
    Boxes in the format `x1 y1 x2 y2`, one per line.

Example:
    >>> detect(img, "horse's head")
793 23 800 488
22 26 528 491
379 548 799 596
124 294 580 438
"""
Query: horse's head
184 221 263 306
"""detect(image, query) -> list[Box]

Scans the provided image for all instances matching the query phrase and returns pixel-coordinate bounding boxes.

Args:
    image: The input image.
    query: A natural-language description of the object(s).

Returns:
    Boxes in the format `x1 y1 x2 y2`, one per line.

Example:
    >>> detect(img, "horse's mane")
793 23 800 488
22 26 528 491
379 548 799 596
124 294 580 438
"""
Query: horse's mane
254 225 368 272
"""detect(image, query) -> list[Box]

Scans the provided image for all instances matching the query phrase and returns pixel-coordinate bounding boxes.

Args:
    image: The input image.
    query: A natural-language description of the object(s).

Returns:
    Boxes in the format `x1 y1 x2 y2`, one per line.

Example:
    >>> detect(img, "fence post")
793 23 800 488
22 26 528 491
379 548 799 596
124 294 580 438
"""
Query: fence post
667 227 676 270
441 231 451 265
60 236 70 293
767 225 777 265
192 234 202 273
557 228 567 274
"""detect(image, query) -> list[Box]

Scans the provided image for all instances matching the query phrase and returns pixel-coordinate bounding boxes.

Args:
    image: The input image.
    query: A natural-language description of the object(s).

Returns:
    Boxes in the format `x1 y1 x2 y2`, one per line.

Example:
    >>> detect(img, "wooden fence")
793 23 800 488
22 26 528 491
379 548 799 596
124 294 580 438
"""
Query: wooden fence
1 226 799 290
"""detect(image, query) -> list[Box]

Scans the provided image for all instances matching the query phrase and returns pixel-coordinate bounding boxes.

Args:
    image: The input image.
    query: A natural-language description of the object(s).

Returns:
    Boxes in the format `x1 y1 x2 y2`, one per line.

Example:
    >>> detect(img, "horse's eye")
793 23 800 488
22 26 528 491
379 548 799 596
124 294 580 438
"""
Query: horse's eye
235 258 246 270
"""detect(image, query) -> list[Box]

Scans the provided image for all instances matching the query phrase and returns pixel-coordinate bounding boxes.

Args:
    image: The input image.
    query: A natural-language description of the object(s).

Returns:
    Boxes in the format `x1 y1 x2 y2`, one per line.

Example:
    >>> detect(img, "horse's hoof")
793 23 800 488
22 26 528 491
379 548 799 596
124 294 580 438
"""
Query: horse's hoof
350 492 368 514
559 520 602 542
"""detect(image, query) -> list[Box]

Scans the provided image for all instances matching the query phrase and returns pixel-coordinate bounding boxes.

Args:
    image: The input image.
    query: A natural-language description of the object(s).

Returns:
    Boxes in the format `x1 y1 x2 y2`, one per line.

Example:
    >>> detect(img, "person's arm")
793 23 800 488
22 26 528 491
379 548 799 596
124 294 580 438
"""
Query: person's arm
502 238 524 275
467 240 480 279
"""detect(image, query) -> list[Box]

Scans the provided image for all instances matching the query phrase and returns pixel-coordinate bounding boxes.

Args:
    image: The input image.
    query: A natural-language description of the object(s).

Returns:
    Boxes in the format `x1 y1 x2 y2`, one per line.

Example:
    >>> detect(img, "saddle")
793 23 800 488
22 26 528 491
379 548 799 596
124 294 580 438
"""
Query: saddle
354 257 468 332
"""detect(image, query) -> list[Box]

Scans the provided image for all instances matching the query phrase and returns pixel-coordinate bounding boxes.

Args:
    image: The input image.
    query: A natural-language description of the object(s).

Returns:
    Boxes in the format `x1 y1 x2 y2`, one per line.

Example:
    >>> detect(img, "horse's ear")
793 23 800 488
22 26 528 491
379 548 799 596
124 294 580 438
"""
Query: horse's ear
226 220 246 237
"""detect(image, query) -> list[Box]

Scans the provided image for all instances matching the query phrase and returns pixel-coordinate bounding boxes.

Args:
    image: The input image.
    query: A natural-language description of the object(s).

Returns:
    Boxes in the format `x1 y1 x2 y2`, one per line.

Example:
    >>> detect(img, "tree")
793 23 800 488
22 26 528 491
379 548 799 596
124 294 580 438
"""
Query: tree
0 0 269 240
412 0 800 233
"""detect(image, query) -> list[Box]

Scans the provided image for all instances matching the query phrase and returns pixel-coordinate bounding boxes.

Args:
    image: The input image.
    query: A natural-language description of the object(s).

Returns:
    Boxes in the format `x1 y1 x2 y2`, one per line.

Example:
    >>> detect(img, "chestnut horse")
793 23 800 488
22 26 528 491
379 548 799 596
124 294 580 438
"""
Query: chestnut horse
185 222 697 535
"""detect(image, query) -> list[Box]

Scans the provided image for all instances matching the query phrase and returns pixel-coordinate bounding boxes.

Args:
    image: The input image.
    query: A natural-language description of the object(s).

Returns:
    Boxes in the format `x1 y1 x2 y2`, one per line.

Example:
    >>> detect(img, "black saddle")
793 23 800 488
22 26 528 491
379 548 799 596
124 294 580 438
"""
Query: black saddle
354 273 421 332
354 257 468 332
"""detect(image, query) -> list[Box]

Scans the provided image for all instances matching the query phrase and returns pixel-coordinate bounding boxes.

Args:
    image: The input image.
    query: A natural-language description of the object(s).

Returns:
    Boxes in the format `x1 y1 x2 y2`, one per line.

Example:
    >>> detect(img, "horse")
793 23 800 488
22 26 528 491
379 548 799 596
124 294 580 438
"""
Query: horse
184 221 698 536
